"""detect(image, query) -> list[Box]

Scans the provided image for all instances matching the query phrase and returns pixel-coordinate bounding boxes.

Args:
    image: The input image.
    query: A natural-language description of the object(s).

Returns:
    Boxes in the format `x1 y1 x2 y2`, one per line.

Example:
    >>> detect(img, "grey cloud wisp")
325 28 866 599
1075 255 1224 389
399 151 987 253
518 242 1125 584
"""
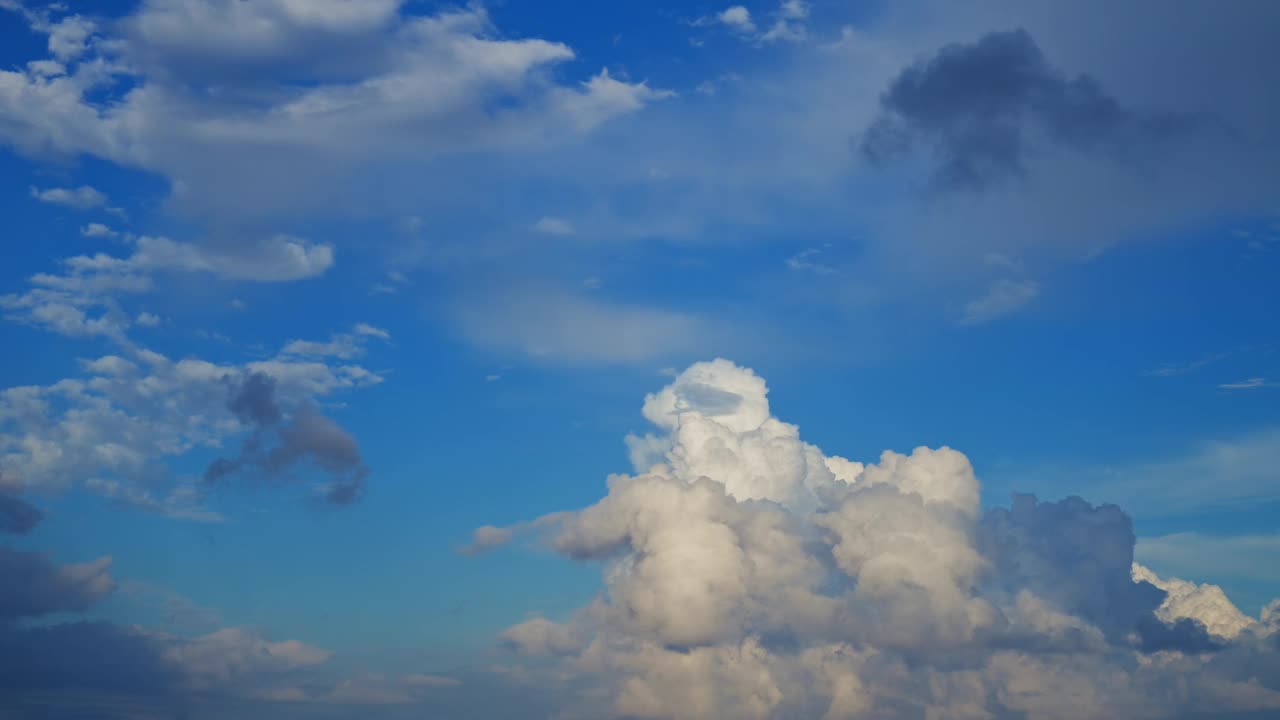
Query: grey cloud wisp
205 371 369 505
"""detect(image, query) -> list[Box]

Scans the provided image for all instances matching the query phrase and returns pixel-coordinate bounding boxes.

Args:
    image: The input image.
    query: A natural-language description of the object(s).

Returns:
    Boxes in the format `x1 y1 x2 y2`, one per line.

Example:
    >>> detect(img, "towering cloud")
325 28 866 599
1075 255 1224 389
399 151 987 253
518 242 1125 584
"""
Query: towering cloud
475 360 1280 719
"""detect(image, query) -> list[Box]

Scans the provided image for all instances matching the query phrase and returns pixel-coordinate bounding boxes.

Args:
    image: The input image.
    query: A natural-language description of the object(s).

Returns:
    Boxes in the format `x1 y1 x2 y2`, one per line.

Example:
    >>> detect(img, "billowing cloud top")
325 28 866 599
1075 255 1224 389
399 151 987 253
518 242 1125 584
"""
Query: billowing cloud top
476 360 1280 719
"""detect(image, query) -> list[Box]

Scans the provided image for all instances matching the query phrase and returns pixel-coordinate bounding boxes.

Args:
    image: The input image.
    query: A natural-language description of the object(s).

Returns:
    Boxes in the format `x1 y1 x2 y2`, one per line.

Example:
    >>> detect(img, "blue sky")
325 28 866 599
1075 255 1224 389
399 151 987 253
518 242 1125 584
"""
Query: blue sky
1 1 1279 717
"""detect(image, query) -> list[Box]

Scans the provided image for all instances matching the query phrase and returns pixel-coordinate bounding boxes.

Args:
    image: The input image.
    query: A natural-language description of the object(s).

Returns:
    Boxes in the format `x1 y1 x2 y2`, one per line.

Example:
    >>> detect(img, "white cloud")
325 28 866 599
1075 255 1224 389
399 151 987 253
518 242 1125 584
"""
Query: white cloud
1133 563 1255 640
1219 377 1275 390
785 247 836 275
80 222 119 238
353 323 391 340
717 6 756 34
474 360 1280 719
30 185 107 210
0 329 383 514
533 216 574 236
0 4 671 224
454 289 710 365
135 311 161 327
959 278 1040 325
0 237 332 341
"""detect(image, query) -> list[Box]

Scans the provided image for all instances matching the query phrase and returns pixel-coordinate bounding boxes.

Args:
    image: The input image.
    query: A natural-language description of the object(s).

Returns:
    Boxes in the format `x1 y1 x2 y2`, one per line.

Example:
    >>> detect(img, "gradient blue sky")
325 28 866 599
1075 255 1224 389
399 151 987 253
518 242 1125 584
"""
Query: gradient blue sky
1 0 1279 717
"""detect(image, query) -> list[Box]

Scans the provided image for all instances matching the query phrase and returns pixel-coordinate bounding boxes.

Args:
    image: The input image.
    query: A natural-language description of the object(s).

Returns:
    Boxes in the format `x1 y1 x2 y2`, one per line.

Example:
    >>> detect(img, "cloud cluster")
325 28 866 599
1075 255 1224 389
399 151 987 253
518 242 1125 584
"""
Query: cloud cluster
0 483 459 711
0 1 670 221
476 360 1280 719
0 323 384 517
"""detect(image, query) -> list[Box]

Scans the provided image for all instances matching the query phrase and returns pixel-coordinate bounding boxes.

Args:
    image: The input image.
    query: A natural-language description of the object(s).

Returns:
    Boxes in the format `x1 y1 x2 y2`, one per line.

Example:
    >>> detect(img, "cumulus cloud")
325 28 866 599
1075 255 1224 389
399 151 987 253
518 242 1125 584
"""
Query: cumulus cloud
717 6 756 34
474 359 1280 719
29 185 107 210
80 222 118 238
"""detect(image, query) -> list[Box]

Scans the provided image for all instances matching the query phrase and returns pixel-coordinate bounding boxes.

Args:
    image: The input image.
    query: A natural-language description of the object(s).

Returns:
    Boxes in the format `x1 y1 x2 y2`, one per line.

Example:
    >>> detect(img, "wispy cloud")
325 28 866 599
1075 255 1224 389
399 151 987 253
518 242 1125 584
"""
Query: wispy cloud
1137 533 1280 585
1219 377 1276 390
991 426 1280 516
959 278 1040 326
1143 352 1230 377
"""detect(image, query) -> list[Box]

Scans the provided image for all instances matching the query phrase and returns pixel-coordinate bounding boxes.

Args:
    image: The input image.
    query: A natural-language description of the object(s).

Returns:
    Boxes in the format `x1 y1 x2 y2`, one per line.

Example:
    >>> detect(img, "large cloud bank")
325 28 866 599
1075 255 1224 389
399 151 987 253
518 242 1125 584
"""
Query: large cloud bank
477 360 1280 719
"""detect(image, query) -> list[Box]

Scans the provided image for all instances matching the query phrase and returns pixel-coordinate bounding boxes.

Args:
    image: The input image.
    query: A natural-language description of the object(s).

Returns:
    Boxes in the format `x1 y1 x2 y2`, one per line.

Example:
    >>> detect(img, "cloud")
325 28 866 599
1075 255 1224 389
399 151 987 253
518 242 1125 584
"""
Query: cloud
959 277 1039 325
784 247 836 275
0 487 42 535
0 237 333 341
533 216 574 236
1219 377 1276 390
717 6 756 34
0 4 670 222
283 323 388 359
204 372 370 505
80 222 119 239
0 330 382 517
454 289 712 365
1143 352 1230 377
0 549 114 620
999 426 1280 516
1137 533 1280 588
861 29 1204 192
29 185 107 210
474 359 1280 719
1133 563 1256 641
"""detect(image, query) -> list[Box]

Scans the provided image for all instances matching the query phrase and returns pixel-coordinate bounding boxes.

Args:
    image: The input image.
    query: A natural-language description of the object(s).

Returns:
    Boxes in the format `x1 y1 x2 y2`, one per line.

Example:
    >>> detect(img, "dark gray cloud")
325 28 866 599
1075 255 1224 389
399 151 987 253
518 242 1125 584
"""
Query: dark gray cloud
979 495 1159 635
0 621 180 697
862 29 1204 191
979 493 1223 653
227 370 283 426
0 490 42 535
0 548 114 620
206 373 368 504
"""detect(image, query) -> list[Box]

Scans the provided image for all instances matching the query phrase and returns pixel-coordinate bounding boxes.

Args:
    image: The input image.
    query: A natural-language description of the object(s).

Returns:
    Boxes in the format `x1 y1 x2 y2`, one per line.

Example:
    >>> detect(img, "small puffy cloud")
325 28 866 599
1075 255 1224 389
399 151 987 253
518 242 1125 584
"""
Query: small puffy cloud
80 222 118 239
959 278 1039 325
30 185 107 210
46 15 96 62
353 323 391 340
717 6 756 34
533 216 574 236
135 311 161 327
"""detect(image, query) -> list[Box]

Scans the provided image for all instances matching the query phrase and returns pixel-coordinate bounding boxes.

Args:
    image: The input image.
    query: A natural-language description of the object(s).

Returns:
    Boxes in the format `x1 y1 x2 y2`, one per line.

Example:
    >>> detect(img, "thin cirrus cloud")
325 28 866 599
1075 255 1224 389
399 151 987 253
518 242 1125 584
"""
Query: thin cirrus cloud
468 360 1280 718
452 289 714 365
